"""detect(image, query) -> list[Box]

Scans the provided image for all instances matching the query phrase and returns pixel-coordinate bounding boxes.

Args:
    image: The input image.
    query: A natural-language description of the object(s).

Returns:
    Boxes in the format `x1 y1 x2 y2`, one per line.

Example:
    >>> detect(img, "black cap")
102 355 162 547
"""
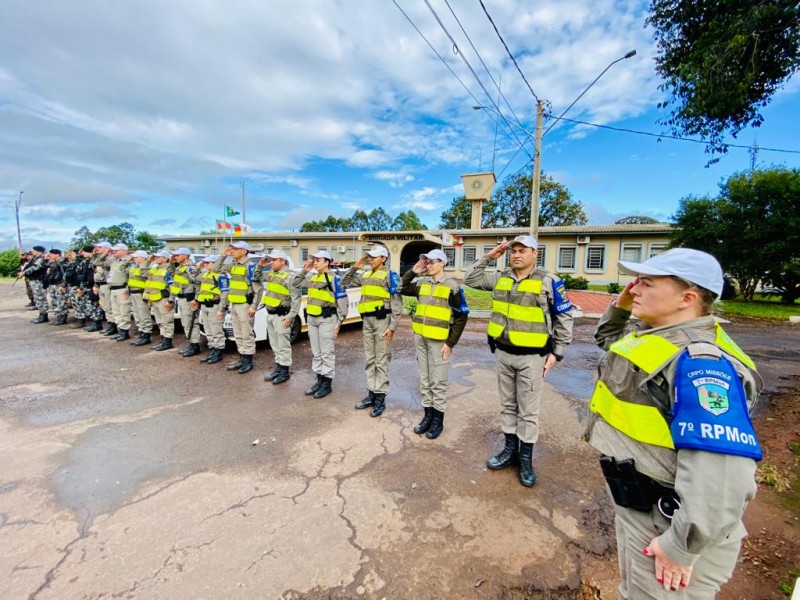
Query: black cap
49 248 62 255
32 245 46 253
82 245 94 253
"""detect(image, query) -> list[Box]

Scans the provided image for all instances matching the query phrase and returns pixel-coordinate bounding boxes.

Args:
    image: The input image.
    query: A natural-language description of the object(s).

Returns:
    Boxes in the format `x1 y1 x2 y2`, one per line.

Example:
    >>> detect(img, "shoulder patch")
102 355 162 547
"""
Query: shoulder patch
550 276 572 314
389 271 401 294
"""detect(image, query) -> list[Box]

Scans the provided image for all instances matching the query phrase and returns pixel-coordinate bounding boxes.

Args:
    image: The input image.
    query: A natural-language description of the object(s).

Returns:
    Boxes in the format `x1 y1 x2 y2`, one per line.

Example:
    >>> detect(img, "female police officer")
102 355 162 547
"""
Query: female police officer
585 248 762 598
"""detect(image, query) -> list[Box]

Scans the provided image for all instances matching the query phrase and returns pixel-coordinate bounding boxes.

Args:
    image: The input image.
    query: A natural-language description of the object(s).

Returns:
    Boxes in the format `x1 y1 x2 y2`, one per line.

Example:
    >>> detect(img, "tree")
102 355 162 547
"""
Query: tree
299 208 427 232
392 210 427 231
68 223 161 251
647 1 800 157
134 231 164 253
615 215 661 225
440 172 586 229
0 248 21 277
671 167 800 302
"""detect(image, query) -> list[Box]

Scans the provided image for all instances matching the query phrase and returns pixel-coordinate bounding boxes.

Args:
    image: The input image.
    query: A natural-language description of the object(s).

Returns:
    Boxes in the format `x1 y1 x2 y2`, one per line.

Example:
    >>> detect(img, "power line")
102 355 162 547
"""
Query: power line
477 0 539 103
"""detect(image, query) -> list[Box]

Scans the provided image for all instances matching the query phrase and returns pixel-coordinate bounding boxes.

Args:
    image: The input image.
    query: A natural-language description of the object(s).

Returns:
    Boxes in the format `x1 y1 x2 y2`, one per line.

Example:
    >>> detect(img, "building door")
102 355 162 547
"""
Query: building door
399 241 440 275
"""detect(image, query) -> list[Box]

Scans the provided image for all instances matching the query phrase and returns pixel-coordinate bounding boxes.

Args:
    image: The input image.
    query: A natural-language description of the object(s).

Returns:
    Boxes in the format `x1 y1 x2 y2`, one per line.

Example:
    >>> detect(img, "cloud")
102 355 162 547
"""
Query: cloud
374 170 415 188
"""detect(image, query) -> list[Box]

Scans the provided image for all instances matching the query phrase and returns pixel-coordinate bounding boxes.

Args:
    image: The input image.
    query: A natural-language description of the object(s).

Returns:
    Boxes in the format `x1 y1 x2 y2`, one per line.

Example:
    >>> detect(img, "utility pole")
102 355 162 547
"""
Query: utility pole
241 180 246 227
15 191 23 252
530 100 543 238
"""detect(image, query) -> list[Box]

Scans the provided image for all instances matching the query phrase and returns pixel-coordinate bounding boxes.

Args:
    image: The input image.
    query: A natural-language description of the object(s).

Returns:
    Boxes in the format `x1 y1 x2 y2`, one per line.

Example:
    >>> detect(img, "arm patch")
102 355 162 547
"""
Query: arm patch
550 276 572 314
389 271 401 294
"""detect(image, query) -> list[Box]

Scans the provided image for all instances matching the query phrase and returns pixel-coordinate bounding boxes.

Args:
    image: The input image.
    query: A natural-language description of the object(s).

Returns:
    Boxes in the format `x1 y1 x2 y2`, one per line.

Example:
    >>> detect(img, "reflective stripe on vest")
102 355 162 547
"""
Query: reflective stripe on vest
144 267 168 302
127 265 147 290
306 273 335 316
358 269 390 314
588 326 757 449
169 264 191 295
260 270 290 308
196 271 220 302
487 275 549 348
411 282 451 340
228 263 250 304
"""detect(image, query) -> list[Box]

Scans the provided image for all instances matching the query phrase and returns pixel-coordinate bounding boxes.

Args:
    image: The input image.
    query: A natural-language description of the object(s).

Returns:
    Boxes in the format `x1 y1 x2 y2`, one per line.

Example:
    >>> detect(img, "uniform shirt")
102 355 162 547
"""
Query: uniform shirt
212 255 256 311
400 269 469 348
253 265 302 320
91 252 115 284
341 265 403 332
291 270 349 323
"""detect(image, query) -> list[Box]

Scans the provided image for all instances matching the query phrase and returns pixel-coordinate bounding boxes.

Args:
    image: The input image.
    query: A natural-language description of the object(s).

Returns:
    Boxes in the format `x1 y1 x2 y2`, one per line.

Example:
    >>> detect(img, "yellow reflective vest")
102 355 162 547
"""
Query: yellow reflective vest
196 271 220 302
143 266 168 302
227 263 252 304
260 269 291 308
306 272 335 316
357 268 390 314
487 272 549 348
412 281 452 341
169 264 192 295
127 264 148 291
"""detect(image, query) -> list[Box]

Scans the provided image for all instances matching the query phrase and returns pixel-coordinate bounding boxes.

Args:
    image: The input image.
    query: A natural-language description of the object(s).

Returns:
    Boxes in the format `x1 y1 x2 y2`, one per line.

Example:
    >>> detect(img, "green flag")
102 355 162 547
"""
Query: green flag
226 205 240 217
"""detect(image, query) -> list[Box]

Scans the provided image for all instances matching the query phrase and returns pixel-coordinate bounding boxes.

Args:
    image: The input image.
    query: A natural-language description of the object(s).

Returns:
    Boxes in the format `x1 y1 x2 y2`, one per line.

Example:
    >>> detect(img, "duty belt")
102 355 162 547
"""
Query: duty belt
129 290 144 294
267 306 290 316
201 299 220 307
110 285 126 290
599 455 681 520
177 292 195 300
493 338 551 356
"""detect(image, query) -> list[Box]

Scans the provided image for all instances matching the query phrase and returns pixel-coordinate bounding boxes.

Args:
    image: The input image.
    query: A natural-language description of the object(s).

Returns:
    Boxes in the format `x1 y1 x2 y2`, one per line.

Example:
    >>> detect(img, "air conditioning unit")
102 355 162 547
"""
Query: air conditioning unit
337 246 347 253
576 235 591 244
496 236 507 244
252 243 265 251
290 240 298 247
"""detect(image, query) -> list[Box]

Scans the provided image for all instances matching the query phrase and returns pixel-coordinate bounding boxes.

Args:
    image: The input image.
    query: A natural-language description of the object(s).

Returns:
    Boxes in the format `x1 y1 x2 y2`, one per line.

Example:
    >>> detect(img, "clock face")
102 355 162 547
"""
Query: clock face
471 179 483 190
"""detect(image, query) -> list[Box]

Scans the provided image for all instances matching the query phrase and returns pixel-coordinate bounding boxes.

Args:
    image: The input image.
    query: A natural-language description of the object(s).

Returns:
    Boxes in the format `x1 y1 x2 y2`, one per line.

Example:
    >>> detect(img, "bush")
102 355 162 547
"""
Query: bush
403 297 418 316
0 248 21 277
558 273 589 290
607 282 623 294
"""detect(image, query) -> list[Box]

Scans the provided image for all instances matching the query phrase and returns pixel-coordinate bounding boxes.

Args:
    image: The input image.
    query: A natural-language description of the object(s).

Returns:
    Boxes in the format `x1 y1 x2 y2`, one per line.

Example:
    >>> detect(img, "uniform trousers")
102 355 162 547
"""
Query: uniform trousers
25 279 33 302
266 312 293 367
229 303 255 355
30 280 49 313
613 498 743 599
49 286 68 318
307 314 336 378
362 315 391 393
150 298 174 338
68 287 88 319
129 292 152 333
110 289 133 331
414 335 451 412
176 297 201 344
98 284 112 323
201 304 225 350
496 349 547 444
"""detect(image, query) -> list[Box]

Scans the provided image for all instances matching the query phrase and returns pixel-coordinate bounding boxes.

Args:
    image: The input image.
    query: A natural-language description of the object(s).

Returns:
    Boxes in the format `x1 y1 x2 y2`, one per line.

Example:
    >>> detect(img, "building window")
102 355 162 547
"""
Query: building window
300 246 309 261
649 243 667 258
482 245 498 267
281 246 291 256
557 246 577 271
585 245 606 271
536 244 546 268
443 247 456 269
317 246 328 254
621 244 642 263
461 245 477 267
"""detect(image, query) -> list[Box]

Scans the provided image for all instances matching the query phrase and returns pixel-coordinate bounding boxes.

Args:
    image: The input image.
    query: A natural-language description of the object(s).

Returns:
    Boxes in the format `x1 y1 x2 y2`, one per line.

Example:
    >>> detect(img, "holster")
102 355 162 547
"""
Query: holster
487 335 496 354
599 456 680 517
321 305 336 318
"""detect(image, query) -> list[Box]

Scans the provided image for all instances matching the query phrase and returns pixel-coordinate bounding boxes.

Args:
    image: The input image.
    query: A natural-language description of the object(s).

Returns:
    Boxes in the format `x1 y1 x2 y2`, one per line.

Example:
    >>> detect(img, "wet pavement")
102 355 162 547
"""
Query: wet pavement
0 281 797 600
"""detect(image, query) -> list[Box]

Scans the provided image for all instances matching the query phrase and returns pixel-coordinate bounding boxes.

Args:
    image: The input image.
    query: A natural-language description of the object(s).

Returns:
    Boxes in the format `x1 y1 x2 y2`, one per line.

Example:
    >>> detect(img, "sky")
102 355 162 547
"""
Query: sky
2 0 799 250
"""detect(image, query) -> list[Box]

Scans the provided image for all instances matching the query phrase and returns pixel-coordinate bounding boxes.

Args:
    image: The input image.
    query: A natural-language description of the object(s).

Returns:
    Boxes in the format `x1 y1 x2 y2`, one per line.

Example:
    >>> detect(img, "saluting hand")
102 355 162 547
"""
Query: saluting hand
412 259 427 274
487 242 509 260
353 255 368 269
302 259 314 272
615 278 637 312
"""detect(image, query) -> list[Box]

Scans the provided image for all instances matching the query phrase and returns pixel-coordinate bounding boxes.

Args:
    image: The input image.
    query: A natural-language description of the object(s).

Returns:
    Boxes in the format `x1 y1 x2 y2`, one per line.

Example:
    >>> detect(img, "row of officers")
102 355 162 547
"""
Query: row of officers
19 238 763 597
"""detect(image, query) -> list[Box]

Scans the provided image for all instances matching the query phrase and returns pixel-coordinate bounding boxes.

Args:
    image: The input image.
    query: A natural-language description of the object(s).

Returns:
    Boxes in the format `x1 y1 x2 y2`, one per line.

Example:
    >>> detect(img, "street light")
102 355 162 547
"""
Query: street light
15 191 23 252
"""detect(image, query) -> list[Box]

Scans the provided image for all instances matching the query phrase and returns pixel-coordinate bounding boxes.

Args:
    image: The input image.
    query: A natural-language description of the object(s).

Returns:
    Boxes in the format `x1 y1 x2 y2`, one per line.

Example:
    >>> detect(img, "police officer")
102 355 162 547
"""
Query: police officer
292 251 349 398
400 249 469 439
23 246 50 323
143 249 174 351
63 251 85 328
91 241 116 336
191 255 226 364
341 245 402 417
585 248 762 598
19 251 35 308
77 246 103 331
127 251 154 345
107 243 134 341
168 247 201 357
45 249 68 325
213 241 257 374
464 235 573 487
254 250 302 384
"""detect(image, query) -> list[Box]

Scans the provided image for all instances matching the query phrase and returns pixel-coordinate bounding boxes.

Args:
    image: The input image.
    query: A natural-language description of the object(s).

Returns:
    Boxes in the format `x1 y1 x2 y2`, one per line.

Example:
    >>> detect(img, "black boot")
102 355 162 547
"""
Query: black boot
271 365 290 384
313 376 333 398
102 323 119 336
369 393 386 418
205 348 223 364
305 374 323 396
132 332 151 346
181 343 201 357
154 337 173 351
114 329 131 342
354 391 375 410
487 433 519 470
518 442 537 487
53 314 68 326
425 409 444 439
25 301 36 308
264 365 280 381
414 407 434 434
85 319 103 332
226 354 244 370
238 354 254 374
70 318 86 329
31 312 49 324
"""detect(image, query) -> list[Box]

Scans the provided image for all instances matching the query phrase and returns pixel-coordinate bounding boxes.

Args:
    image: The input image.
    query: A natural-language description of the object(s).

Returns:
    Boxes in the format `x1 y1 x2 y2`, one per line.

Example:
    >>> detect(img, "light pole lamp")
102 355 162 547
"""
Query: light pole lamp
15 191 23 252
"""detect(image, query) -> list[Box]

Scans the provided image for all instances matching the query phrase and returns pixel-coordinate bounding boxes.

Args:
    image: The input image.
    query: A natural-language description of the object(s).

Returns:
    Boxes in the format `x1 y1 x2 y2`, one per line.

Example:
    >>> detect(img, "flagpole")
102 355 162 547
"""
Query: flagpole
241 180 246 229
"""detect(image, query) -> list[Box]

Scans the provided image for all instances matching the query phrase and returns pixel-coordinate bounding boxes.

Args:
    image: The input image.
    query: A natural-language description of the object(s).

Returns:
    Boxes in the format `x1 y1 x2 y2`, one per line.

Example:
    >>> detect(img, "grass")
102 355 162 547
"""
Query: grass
462 287 493 311
719 297 799 321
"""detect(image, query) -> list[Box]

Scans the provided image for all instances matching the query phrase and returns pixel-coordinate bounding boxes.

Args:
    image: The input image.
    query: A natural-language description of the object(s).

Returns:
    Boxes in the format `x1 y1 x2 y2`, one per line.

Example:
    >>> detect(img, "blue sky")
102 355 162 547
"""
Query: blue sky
1 0 799 249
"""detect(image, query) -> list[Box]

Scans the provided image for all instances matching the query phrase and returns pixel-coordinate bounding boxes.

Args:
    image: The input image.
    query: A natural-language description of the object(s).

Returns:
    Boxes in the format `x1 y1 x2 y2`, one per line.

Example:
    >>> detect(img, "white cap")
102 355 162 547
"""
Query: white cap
421 249 448 265
229 241 251 250
312 250 332 261
266 249 289 260
111 243 129 251
201 255 219 263
171 246 192 255
153 249 172 259
618 248 724 298
509 235 538 249
94 241 112 249
366 245 389 258
130 250 149 259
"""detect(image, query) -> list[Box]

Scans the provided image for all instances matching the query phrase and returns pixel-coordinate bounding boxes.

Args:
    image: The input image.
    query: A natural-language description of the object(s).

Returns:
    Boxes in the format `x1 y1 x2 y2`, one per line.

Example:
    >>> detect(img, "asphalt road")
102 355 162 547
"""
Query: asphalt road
1 281 797 600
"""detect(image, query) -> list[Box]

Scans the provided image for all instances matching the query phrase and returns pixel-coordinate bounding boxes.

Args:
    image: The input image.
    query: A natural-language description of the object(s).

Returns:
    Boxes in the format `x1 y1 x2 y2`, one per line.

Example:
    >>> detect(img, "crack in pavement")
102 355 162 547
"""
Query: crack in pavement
245 548 277 573
200 491 277 523
119 472 200 512
0 512 43 529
